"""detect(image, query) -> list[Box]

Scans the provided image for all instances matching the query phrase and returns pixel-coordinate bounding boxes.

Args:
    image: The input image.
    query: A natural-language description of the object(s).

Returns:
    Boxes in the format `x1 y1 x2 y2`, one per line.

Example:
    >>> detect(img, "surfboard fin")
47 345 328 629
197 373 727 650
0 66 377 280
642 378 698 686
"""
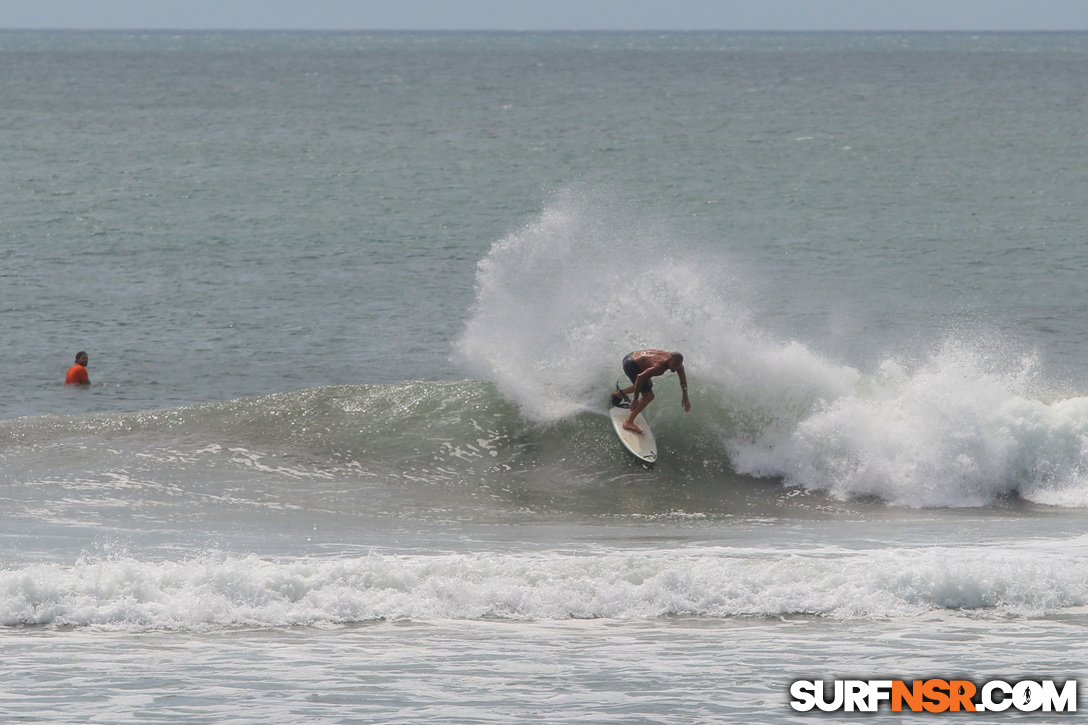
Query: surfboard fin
611 387 631 409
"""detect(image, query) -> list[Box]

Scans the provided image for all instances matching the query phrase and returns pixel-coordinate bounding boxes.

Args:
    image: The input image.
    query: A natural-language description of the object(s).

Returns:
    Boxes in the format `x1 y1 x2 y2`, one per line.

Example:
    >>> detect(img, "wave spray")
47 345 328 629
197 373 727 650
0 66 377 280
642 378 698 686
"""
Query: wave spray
457 188 1088 507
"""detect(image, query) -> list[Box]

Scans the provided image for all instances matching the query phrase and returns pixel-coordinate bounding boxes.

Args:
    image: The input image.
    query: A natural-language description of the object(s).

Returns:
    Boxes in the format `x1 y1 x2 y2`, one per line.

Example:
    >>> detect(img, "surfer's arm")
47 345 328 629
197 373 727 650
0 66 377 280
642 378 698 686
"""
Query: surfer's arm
677 368 690 411
631 368 656 400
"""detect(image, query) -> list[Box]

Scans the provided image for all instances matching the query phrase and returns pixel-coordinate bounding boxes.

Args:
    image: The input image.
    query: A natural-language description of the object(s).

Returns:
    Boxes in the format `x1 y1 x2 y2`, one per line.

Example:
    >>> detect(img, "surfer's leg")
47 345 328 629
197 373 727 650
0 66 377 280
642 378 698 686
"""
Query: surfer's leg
619 357 650 400
621 356 641 397
623 391 653 434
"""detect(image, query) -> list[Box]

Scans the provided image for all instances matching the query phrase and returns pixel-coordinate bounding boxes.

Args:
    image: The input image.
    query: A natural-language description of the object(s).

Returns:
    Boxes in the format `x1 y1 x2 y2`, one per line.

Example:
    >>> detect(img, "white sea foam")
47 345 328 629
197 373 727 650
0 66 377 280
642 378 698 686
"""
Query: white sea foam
3 544 1087 629
460 191 1088 507
457 186 755 422
727 340 1088 507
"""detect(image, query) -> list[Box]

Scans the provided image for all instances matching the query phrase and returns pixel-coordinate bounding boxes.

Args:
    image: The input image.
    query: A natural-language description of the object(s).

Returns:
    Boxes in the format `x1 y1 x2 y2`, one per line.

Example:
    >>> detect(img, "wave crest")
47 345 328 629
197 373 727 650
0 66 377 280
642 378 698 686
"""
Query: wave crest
5 545 1087 629
456 190 1088 507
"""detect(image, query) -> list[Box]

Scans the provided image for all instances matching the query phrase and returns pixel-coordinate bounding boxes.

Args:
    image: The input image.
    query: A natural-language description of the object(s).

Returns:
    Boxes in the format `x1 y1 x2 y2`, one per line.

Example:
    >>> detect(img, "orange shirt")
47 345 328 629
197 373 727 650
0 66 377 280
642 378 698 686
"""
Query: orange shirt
65 364 90 385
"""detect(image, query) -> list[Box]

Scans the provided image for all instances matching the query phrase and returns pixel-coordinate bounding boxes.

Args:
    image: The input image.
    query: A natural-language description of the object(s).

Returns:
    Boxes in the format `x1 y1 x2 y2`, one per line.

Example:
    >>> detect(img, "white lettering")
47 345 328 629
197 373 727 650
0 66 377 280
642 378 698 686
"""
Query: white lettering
1042 680 1077 712
867 680 894 711
982 680 1013 712
844 680 869 712
815 680 844 712
789 680 816 712
1014 680 1044 711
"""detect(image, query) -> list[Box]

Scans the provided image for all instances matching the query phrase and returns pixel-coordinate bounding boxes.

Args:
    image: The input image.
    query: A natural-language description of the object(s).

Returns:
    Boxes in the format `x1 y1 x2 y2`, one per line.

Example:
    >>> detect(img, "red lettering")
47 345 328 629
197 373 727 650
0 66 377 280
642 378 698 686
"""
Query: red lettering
948 680 977 712
922 679 951 713
892 680 924 712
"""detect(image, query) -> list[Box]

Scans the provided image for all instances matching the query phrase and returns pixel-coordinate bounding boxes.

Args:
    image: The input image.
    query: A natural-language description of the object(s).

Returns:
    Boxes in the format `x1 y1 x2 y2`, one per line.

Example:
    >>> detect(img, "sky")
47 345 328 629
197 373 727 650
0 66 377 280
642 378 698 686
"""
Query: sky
1 0 1087 32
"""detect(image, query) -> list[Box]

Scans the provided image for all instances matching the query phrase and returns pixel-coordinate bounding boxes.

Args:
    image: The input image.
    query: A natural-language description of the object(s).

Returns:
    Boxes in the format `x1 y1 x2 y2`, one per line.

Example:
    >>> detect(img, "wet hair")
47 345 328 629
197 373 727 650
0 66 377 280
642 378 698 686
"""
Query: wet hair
669 352 684 363
75 351 87 362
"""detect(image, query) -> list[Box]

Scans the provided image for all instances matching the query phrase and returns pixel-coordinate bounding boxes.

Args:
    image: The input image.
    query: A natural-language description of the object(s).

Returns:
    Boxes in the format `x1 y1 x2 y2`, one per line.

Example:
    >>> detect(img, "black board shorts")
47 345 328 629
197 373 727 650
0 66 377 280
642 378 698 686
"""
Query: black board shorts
622 354 652 392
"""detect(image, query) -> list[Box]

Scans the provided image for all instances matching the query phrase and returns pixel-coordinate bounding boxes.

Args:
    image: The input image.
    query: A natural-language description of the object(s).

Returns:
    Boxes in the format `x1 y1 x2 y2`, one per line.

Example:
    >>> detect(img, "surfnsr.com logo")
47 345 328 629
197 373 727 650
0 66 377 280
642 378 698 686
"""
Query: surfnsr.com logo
789 679 1077 713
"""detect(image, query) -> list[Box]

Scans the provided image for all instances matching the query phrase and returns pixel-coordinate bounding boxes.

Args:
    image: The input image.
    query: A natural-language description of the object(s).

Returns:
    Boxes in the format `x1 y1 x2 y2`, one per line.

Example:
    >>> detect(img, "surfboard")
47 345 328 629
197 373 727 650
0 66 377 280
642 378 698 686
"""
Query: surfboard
609 392 658 465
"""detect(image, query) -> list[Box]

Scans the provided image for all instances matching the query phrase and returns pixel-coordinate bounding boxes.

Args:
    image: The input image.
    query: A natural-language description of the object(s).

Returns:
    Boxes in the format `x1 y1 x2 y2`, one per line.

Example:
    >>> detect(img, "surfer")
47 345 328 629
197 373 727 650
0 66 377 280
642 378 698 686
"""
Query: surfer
614 350 690 434
64 351 90 385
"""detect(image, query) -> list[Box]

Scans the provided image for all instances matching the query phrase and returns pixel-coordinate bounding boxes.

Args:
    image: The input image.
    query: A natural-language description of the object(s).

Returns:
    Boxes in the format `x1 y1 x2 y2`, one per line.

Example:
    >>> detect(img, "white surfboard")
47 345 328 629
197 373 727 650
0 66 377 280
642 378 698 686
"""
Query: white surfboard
609 396 658 465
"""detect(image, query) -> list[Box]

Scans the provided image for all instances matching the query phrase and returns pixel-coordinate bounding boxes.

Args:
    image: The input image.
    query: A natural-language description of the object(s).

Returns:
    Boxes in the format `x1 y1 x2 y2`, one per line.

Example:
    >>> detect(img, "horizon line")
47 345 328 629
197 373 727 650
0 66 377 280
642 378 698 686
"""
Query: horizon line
3 27 1088 33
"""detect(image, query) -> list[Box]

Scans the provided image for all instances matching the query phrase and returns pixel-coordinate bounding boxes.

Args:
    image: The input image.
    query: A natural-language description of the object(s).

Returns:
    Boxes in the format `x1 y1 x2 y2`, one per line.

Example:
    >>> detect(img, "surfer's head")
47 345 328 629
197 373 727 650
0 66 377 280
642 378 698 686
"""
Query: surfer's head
668 352 684 370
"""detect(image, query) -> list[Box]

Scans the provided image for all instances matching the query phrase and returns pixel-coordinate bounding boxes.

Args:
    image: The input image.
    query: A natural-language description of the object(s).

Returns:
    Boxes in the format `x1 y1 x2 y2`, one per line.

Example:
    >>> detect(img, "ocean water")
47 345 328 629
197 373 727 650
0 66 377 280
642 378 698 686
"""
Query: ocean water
3 30 1088 722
